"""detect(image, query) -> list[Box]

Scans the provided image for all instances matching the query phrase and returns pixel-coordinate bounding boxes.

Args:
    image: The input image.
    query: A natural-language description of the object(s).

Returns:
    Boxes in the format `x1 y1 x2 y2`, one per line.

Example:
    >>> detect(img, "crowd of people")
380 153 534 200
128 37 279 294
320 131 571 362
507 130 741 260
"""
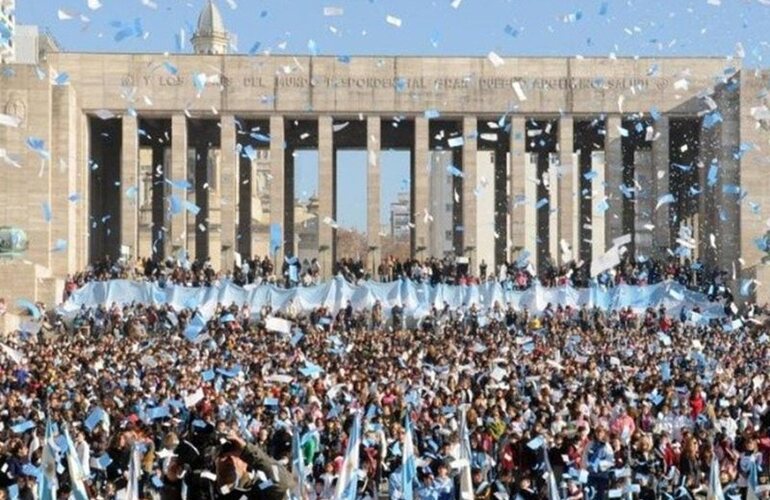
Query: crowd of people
2 260 769 499
64 252 730 304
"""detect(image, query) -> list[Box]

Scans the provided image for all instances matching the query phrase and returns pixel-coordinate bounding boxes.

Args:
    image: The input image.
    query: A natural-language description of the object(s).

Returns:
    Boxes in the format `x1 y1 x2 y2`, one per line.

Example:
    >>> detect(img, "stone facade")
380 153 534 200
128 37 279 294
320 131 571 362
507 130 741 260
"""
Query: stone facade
0 52 768 304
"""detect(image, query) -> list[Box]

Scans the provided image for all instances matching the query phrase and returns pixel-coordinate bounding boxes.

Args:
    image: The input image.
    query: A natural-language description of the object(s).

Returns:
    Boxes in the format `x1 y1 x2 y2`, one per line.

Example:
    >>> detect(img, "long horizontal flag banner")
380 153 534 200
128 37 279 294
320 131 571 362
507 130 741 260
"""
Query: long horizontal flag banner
59 277 725 323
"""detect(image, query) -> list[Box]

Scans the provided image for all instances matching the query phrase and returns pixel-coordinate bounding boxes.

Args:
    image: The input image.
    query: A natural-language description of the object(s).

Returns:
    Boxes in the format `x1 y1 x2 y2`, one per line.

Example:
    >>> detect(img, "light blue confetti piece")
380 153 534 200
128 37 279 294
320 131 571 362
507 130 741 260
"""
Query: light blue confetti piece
290 331 304 346
504 24 520 37
250 132 270 142
649 107 661 121
21 464 40 477
193 73 207 95
722 184 741 195
35 66 47 80
395 77 407 92
114 26 134 42
263 397 279 407
53 72 70 86
655 193 675 210
527 436 544 449
167 178 192 190
42 202 52 222
596 198 610 214
248 41 261 55
307 39 318 56
718 206 728 222
243 144 257 161
535 198 549 210
619 184 634 198
95 454 112 470
424 109 441 119
163 61 178 75
583 170 598 181
148 406 171 420
16 299 41 319
202 369 215 382
84 407 105 432
446 165 464 177
740 279 754 296
734 142 753 160
749 201 761 214
702 111 723 129
183 200 201 216
11 420 36 434
170 196 183 215
672 163 692 171
337 55 351 63
52 239 67 252
599 1 609 15
707 163 719 186
660 362 671 381
26 137 50 160
126 185 138 200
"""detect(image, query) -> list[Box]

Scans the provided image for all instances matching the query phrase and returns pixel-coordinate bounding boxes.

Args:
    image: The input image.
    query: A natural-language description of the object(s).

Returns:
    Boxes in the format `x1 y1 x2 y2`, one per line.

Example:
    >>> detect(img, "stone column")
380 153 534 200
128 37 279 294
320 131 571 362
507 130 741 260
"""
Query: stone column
170 114 188 255
219 115 237 271
121 114 139 261
698 120 717 267
652 116 671 257
717 104 741 277
558 116 577 264
51 86 79 276
633 149 654 256
269 116 285 263
462 116 477 263
524 153 538 270
413 116 430 257
591 151 607 259
548 153 560 265
207 149 222 270
605 115 623 249
509 116 526 259
318 116 334 277
367 116 381 276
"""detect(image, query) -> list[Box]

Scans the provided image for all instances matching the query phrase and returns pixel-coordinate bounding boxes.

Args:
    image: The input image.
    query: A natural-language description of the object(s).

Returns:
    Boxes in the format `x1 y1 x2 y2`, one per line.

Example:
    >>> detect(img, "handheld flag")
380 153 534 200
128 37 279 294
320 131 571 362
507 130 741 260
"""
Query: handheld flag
38 418 58 500
335 412 362 500
63 425 89 500
402 414 417 500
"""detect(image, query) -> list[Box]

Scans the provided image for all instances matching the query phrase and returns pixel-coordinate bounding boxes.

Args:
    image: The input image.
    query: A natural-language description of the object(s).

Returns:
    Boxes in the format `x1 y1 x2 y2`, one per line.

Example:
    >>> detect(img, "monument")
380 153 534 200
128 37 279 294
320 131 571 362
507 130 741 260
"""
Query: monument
1 0 769 304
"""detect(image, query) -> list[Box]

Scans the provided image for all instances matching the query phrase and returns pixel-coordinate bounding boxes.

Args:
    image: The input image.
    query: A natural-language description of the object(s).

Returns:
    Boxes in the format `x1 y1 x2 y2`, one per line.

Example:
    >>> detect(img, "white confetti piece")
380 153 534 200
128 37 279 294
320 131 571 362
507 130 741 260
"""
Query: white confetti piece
386 15 402 27
448 136 465 148
488 51 505 67
87 0 102 10
512 81 527 101
57 9 74 20
673 78 689 90
0 114 21 128
324 6 344 16
451 0 463 8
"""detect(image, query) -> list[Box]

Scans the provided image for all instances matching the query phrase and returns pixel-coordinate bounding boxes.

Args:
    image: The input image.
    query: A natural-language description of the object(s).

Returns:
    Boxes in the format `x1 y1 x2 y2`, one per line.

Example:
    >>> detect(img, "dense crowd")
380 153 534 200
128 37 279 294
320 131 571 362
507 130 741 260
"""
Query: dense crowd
1 275 769 499
64 253 730 303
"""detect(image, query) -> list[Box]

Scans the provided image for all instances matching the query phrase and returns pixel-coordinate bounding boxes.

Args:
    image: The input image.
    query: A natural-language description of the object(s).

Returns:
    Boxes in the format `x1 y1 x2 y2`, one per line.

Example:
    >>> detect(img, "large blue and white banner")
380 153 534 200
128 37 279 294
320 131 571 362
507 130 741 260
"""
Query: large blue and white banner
60 277 725 321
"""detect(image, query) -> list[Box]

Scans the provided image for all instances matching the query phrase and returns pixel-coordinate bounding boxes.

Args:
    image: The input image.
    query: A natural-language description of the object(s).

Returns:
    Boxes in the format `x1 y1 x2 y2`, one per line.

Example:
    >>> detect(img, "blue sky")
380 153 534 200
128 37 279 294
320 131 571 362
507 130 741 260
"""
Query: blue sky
16 0 770 231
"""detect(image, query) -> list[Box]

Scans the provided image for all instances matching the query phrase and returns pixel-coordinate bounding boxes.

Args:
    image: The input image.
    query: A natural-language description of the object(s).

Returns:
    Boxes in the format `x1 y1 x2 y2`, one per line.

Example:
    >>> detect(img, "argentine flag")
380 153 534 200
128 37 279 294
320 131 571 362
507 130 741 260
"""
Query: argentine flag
707 455 725 500
38 419 58 500
402 414 417 500
335 412 362 500
63 425 89 500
